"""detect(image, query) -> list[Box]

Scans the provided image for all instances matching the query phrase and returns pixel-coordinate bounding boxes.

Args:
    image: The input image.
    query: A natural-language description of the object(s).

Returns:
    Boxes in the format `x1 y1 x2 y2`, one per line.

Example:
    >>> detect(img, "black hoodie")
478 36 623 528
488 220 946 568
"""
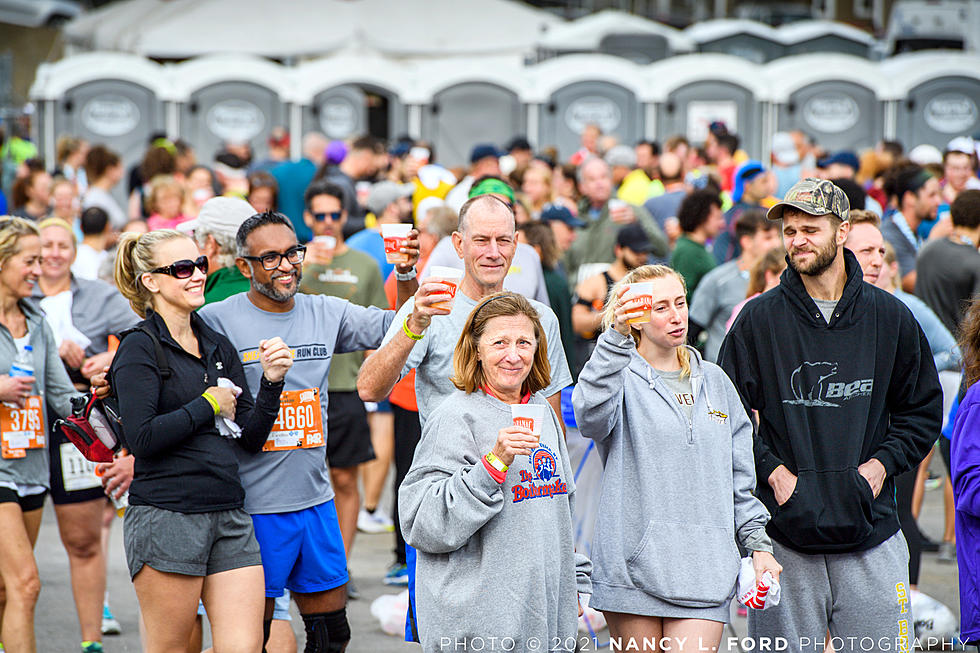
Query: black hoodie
718 249 941 554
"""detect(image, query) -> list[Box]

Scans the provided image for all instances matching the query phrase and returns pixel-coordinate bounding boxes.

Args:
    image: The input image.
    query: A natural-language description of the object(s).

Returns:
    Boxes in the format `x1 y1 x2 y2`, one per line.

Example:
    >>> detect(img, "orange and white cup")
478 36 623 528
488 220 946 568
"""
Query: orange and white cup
311 235 336 264
382 223 413 264
623 281 654 325
427 266 464 311
511 404 545 441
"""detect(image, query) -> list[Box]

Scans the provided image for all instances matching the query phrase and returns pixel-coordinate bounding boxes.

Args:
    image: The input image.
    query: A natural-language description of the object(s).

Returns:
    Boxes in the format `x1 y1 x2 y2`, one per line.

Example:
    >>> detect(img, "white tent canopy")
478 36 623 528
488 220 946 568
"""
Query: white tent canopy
63 0 561 59
537 9 695 53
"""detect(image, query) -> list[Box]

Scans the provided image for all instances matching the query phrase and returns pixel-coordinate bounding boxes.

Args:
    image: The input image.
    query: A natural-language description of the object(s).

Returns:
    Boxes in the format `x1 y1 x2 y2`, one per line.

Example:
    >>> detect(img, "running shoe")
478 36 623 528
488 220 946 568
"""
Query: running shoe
346 579 361 601
938 541 956 564
384 563 409 586
357 508 395 534
101 603 121 636
81 642 104 653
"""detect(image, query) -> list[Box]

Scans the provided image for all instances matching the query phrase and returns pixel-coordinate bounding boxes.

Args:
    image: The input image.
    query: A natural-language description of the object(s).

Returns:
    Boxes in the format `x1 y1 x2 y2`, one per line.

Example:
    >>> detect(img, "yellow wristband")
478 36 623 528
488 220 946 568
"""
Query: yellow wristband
485 451 508 473
402 316 424 341
202 391 220 415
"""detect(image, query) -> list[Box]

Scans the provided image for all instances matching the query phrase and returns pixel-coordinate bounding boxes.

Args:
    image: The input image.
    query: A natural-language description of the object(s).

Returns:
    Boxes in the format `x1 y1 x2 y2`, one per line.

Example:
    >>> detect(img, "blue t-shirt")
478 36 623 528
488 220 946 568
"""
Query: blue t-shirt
271 158 315 243
346 228 392 280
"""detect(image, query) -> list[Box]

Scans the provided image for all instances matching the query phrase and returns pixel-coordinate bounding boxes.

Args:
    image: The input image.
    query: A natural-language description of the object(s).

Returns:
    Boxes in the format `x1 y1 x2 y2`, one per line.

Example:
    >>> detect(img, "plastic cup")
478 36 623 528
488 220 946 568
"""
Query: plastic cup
382 223 413 264
512 404 545 440
608 198 627 211
624 281 655 325
427 266 464 311
312 235 336 264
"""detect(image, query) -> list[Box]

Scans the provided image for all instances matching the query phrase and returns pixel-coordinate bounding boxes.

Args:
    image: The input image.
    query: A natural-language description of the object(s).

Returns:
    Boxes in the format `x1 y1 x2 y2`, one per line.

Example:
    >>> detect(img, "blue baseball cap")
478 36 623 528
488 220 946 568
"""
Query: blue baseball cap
817 151 860 171
732 160 766 203
470 143 504 163
540 203 586 229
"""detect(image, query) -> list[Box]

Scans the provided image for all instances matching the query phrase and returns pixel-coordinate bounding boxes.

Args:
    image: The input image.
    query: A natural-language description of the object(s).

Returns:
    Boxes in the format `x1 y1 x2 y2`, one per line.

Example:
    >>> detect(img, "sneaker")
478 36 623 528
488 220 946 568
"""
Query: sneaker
938 541 956 564
82 642 104 653
384 563 409 586
358 507 395 534
920 533 940 553
101 604 121 636
346 579 361 601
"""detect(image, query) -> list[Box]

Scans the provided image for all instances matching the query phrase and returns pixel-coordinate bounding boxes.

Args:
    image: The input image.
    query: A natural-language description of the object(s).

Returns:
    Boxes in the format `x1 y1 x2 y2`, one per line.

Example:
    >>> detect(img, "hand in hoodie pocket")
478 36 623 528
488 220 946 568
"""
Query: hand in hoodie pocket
772 468 875 551
625 520 740 607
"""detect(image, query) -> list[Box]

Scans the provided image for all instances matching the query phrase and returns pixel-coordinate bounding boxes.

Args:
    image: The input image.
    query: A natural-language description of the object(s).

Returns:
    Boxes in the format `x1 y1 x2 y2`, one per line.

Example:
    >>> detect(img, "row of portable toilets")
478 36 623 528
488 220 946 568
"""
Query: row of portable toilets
29 50 980 183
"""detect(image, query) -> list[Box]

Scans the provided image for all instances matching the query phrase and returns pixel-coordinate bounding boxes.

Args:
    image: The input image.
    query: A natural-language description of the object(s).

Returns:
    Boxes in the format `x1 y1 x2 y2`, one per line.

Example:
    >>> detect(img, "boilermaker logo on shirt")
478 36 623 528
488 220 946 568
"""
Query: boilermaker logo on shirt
782 361 873 408
240 343 331 365
512 443 567 503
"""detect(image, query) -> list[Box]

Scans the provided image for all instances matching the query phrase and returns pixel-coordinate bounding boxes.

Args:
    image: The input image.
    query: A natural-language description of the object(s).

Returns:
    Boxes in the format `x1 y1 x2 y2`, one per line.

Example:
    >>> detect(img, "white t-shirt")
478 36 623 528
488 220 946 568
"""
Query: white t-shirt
71 244 108 281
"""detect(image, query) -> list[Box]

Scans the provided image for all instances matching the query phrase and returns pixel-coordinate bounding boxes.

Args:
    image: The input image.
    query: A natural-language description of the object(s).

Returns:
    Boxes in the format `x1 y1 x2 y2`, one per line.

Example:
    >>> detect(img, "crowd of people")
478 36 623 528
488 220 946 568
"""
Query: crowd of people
0 113 976 653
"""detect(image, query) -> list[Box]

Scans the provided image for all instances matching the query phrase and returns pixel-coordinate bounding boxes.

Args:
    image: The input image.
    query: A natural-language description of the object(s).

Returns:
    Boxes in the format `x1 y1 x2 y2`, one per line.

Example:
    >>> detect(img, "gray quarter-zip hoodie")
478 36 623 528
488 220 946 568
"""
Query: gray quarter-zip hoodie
400 389 592 653
572 328 770 619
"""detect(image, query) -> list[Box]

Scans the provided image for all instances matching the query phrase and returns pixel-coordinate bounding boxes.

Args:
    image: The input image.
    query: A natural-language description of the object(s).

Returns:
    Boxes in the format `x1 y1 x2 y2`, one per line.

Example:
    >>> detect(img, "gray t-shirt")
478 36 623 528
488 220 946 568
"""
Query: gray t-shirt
657 368 695 419
881 215 918 281
813 297 839 324
688 260 749 362
382 289 573 427
199 292 394 514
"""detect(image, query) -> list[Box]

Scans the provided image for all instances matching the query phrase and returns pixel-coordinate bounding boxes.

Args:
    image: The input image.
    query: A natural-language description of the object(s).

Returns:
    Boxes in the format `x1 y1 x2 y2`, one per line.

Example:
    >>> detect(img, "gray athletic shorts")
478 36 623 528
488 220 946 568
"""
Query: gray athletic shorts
124 504 262 579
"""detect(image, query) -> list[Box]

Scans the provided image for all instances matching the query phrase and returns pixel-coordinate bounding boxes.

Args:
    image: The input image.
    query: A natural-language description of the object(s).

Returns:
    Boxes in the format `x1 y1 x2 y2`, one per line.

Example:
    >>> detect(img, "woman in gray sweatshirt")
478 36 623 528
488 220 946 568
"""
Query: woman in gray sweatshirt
572 264 780 649
400 292 591 653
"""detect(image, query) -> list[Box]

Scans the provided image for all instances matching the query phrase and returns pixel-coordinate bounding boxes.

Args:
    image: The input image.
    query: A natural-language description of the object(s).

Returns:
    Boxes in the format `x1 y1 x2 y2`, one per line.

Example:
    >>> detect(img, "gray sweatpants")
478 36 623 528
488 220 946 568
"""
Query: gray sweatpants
748 531 911 653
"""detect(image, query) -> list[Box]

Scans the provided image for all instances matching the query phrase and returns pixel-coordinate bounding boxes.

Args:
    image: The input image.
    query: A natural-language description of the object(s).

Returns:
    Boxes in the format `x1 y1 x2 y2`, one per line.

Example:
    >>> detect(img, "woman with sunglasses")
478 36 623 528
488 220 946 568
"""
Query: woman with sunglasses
112 229 293 652
0 217 80 653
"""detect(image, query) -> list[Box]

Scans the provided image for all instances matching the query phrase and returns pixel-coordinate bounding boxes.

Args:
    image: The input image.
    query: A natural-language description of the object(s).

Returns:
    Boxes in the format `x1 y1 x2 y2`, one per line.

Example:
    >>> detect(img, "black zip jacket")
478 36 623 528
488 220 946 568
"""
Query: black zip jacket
111 310 284 513
718 249 941 553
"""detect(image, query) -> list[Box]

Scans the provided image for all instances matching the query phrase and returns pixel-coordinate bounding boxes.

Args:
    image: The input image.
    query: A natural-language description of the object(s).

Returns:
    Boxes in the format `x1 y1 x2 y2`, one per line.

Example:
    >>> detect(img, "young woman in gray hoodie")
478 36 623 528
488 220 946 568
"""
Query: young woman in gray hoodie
400 292 591 653
573 264 781 650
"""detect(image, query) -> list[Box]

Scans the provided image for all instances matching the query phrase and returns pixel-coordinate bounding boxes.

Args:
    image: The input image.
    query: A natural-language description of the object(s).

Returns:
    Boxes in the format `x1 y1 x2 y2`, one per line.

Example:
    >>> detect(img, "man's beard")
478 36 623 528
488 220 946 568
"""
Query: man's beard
789 238 838 277
253 267 301 302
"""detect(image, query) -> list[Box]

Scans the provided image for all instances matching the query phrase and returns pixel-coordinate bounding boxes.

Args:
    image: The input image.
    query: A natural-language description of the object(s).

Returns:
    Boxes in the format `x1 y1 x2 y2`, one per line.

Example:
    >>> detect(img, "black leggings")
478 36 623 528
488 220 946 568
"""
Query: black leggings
392 405 422 565
895 467 922 585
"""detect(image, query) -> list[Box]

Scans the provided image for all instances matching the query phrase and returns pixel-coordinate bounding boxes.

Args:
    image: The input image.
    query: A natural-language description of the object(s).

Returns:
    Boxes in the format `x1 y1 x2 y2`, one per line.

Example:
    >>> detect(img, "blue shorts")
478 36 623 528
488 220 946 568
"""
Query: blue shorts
251 500 348 598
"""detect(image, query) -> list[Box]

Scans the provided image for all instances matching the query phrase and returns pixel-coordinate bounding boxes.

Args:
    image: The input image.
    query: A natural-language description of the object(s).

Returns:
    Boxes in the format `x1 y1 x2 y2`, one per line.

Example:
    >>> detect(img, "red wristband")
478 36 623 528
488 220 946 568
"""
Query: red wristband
482 456 507 484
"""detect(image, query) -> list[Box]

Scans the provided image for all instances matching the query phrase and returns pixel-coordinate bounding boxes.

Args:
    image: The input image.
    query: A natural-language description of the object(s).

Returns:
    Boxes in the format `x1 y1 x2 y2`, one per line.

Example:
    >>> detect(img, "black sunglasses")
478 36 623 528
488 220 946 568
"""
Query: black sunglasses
150 255 209 279
313 212 343 222
242 245 306 271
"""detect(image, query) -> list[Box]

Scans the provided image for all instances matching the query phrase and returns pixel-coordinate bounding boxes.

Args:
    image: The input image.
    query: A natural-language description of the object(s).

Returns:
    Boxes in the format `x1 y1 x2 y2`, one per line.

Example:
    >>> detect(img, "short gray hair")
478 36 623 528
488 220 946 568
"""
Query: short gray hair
195 227 238 269
576 156 609 185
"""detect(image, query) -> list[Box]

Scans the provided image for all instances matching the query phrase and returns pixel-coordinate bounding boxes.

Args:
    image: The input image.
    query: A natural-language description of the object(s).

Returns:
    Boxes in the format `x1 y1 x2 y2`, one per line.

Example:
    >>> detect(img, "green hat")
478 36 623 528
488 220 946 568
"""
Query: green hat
468 177 515 204
767 177 850 222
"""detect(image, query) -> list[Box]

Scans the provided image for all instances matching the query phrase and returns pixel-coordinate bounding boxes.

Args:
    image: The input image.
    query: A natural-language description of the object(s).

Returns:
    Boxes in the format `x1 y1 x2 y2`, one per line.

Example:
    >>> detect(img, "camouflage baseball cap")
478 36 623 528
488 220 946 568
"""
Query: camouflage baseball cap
766 177 850 222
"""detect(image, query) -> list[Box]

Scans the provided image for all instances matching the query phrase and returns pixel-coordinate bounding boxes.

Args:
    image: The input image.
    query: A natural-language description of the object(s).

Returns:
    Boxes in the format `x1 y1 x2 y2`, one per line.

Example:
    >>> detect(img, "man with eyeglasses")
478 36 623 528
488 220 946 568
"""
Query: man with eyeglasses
297 179 391 597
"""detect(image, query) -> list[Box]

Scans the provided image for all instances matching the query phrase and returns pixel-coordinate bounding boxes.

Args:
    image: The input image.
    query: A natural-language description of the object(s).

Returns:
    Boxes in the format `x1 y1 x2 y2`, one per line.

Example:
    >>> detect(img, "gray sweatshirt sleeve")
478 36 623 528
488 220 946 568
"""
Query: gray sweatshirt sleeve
724 373 772 553
572 328 632 443
398 408 506 554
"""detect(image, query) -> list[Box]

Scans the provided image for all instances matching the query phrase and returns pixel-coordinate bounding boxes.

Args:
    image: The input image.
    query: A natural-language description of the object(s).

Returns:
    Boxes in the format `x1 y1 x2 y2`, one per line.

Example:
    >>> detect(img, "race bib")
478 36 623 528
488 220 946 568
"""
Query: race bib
1 396 44 459
60 443 102 492
262 388 325 452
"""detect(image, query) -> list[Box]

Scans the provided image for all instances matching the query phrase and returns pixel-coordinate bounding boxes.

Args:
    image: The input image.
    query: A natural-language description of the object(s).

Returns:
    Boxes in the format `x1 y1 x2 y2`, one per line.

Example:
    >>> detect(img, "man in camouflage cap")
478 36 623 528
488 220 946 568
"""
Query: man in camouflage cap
718 179 941 652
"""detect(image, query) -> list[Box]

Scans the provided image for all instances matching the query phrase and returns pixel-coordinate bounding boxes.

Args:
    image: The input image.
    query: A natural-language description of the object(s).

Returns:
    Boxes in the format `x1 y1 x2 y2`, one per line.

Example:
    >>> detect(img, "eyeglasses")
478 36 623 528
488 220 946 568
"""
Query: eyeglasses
313 212 343 222
150 256 209 279
242 245 306 271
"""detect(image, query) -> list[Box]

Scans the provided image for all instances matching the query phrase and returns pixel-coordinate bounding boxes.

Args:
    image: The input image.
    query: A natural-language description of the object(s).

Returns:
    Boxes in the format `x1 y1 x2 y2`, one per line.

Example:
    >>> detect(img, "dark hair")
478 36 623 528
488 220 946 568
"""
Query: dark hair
248 171 279 208
960 295 980 387
518 221 559 269
951 189 980 229
174 139 193 157
12 168 47 208
881 141 904 159
236 211 295 258
716 133 739 155
303 179 346 213
350 135 383 154
831 178 866 213
677 189 722 233
734 209 772 242
635 140 660 155
883 164 932 202
80 207 110 236
84 145 121 181
140 145 176 182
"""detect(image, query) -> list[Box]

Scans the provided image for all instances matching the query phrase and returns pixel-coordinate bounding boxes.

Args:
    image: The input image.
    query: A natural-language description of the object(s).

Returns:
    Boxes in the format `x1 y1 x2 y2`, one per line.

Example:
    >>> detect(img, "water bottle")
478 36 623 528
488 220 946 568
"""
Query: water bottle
94 462 129 517
9 345 34 378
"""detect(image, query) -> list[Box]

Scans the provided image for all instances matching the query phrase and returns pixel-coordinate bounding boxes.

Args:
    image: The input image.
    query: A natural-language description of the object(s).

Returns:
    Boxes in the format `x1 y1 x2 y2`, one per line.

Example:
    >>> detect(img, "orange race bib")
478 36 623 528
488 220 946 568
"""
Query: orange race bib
1 395 44 459
262 388 325 452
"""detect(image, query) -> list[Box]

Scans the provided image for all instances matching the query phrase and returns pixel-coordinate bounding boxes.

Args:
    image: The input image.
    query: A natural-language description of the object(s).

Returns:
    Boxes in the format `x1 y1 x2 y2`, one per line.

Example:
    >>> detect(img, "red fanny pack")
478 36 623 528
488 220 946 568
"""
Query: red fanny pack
54 393 123 463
